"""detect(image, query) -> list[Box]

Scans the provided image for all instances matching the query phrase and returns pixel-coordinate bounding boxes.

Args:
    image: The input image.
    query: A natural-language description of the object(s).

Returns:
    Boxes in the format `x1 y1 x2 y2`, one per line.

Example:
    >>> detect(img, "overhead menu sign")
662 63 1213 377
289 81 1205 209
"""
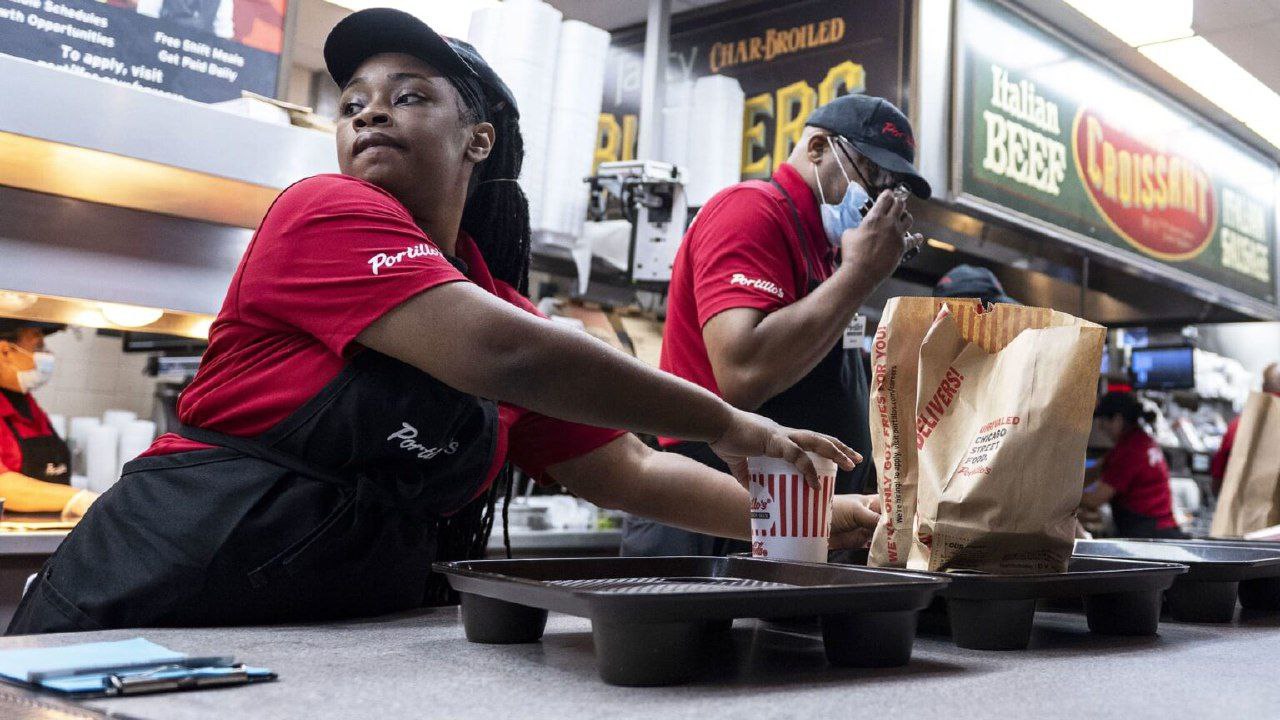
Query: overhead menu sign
956 0 1278 305
597 0 907 180
0 0 286 103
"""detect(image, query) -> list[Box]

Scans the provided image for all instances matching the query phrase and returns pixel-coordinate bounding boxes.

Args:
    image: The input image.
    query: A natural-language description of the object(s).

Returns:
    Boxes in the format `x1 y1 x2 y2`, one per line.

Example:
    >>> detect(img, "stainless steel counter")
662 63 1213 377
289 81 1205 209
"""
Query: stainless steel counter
1 607 1278 719
0 531 67 557
486 527 622 557
0 531 67 631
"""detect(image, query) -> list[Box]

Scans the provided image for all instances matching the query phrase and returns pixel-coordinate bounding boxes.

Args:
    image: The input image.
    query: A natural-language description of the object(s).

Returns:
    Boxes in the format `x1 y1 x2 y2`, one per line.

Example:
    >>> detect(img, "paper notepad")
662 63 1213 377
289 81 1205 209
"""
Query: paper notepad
0 638 186 683
0 638 273 696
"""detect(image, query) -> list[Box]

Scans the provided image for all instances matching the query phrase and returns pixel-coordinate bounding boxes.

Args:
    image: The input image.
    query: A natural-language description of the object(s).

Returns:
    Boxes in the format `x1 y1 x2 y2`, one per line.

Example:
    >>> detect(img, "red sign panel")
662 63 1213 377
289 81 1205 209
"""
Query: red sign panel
1072 107 1217 260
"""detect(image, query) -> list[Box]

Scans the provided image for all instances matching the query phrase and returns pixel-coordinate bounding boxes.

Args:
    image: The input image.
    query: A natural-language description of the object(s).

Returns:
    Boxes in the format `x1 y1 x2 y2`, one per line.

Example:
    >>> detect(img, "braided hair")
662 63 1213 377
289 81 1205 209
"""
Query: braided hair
422 61 530 605
461 103 533 295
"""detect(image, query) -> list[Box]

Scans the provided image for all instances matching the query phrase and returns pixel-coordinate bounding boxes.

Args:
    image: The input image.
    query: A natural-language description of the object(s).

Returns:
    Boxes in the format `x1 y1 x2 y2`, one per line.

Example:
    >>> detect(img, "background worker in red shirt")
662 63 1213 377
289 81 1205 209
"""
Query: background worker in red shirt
1082 391 1184 538
0 320 97 518
622 94 928 557
1210 362 1280 495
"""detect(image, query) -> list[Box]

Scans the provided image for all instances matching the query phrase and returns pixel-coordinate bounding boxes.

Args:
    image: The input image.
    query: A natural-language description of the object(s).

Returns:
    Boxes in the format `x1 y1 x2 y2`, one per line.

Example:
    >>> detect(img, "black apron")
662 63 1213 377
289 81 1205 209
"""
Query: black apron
8 350 497 634
620 179 872 557
2 407 70 484
1111 505 1187 539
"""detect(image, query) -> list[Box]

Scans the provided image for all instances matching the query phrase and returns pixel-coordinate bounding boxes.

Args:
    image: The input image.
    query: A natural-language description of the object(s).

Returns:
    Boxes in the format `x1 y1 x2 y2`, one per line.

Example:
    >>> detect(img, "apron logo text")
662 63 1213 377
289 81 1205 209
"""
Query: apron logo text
387 422 459 460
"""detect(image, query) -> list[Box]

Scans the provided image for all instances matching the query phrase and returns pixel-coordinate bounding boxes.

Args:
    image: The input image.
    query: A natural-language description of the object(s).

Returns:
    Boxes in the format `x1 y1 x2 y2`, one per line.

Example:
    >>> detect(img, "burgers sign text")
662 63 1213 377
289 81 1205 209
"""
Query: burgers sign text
597 0 906 181
959 0 1277 304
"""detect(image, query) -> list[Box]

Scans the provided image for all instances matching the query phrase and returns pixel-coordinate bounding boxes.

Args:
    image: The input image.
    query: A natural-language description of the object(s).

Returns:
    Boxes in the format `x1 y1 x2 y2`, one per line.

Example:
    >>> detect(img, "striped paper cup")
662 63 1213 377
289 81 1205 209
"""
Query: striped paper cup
748 453 838 563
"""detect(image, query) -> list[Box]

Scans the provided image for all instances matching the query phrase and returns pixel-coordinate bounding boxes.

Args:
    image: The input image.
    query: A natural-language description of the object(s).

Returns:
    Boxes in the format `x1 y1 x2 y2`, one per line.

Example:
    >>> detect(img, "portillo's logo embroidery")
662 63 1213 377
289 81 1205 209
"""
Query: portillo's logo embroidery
881 121 914 149
367 243 443 276
1072 107 1216 260
729 272 786 299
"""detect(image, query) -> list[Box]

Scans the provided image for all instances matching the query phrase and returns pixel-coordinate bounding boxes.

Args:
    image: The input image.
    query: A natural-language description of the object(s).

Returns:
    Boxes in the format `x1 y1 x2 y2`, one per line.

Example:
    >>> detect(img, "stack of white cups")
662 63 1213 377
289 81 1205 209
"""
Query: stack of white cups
684 75 745 206
468 0 563 231
661 79 695 172
85 424 119 494
67 416 102 487
538 19 611 241
79 410 157 493
101 410 137 435
117 420 157 477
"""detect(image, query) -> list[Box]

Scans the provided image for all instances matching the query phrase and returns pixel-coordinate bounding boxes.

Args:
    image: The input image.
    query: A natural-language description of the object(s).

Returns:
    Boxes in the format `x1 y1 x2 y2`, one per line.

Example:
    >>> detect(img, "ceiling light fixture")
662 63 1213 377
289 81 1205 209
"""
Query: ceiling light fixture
1061 0 1193 46
99 302 164 328
1061 0 1280 150
325 0 499 38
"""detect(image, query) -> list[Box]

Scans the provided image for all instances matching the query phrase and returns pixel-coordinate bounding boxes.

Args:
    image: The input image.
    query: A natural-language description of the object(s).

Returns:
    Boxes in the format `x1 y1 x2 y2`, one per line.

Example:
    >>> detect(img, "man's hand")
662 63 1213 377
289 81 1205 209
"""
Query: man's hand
840 189 922 281
830 493 880 550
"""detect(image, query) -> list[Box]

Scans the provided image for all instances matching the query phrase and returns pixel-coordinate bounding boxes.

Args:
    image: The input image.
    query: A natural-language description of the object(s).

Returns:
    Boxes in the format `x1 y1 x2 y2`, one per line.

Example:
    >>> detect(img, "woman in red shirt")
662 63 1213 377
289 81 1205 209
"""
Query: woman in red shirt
1082 392 1183 538
8 10 873 634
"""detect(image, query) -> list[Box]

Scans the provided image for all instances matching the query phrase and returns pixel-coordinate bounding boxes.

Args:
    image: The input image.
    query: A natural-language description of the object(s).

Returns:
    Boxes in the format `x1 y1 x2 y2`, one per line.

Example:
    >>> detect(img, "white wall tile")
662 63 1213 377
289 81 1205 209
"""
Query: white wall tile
32 329 158 421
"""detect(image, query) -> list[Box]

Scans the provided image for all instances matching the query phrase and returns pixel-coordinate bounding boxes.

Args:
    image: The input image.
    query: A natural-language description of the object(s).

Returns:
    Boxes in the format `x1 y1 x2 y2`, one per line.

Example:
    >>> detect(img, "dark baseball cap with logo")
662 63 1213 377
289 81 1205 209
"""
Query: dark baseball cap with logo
805 94 930 199
324 8 517 119
933 264 1018 305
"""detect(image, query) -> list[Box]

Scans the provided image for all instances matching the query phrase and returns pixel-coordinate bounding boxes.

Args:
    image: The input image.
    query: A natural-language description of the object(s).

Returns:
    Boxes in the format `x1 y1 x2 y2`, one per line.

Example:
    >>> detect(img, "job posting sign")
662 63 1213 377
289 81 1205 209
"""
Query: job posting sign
0 0 286 103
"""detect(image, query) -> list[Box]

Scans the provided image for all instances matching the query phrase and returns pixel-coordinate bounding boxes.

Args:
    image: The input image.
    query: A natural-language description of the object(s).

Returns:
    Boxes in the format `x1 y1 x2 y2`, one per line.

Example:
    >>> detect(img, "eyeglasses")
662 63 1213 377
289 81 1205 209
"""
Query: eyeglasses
830 136 898 194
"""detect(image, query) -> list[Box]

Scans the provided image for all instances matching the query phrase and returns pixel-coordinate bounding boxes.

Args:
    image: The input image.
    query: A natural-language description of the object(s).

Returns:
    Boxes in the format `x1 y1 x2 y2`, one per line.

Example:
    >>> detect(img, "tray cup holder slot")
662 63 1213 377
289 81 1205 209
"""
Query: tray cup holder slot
461 593 549 644
1165 580 1239 623
1237 577 1280 612
945 598 1037 650
820 611 917 667
591 620 710 686
1084 590 1162 635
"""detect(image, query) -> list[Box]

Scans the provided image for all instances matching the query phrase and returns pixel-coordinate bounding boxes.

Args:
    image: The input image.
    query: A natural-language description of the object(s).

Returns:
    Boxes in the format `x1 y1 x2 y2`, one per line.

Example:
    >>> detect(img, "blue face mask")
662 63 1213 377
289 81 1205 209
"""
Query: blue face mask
816 137 871 245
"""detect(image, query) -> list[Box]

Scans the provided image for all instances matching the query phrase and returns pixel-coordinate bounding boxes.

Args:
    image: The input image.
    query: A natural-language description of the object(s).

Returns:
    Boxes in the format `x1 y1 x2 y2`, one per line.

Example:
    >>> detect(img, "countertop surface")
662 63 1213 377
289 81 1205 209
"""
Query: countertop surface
1 606 1278 720
0 530 68 556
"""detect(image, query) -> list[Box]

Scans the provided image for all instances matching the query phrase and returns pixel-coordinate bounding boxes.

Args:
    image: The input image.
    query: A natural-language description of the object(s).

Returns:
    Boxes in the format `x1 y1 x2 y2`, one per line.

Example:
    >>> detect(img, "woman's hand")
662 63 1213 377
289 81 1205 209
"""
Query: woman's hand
830 494 880 550
708 409 860 488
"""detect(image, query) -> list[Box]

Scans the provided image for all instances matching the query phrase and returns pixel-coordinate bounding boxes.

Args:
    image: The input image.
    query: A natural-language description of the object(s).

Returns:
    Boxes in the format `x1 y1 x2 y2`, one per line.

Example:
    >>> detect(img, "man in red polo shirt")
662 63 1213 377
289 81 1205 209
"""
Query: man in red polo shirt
622 94 928 556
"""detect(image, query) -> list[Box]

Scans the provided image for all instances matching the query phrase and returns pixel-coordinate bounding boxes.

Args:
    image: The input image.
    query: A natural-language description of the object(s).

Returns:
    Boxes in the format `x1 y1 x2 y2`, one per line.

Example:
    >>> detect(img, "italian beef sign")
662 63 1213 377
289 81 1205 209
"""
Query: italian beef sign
958 0 1277 304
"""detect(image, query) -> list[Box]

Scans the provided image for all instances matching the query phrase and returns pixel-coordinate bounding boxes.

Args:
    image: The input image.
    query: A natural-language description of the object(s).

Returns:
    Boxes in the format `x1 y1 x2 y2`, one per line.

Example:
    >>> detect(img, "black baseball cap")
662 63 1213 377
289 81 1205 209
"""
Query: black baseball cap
323 9 518 117
1094 391 1146 420
0 319 65 338
806 94 930 199
933 264 1017 305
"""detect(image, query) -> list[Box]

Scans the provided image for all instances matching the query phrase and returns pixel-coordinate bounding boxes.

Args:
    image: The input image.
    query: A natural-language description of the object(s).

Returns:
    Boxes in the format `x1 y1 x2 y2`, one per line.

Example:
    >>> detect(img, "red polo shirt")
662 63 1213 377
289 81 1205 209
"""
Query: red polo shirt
1100 428 1177 529
658 163 833 446
0 391 55 475
144 174 623 488
1210 416 1239 494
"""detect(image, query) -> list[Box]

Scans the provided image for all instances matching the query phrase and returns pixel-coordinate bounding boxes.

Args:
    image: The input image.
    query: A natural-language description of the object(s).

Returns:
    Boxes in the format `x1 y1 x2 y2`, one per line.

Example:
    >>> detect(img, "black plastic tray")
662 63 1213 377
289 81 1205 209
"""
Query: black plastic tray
1075 538 1280 620
434 556 947 685
827 549 1186 650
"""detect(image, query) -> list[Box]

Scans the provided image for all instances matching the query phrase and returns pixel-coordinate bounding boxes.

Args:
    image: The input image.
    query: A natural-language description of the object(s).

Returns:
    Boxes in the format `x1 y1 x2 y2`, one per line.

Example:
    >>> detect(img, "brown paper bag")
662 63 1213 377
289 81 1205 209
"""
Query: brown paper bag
907 302 1104 573
868 297 983 568
1211 393 1280 538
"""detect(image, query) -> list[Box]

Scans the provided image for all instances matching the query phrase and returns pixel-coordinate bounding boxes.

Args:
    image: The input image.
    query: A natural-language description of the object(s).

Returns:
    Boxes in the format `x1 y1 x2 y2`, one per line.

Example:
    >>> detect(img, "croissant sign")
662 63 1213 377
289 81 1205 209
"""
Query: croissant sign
959 0 1277 305
1072 108 1216 261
